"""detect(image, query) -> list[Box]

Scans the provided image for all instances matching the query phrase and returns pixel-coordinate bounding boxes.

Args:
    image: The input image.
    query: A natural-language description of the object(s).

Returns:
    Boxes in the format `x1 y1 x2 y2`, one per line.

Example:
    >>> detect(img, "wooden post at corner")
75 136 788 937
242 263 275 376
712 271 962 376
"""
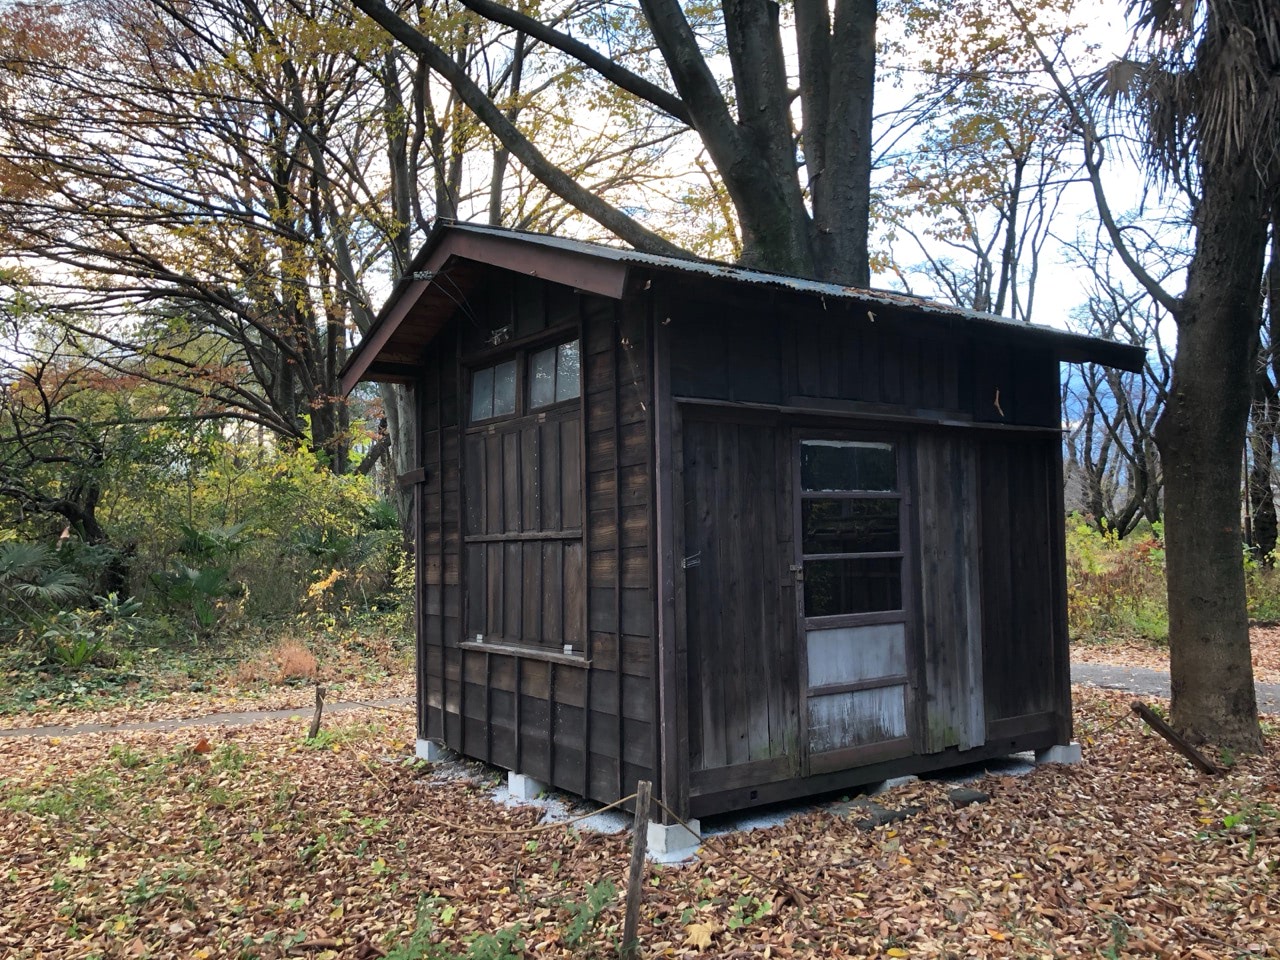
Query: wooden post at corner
620 779 652 960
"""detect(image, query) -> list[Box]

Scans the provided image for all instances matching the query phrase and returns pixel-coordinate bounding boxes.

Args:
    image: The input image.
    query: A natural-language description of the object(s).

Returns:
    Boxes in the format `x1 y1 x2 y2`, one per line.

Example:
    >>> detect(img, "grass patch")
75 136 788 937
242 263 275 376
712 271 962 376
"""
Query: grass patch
0 620 412 718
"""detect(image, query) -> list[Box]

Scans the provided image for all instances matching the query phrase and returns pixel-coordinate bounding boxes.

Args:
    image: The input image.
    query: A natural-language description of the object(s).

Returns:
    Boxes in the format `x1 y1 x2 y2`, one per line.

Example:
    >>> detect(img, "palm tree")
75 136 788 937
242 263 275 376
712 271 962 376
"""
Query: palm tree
1098 0 1278 750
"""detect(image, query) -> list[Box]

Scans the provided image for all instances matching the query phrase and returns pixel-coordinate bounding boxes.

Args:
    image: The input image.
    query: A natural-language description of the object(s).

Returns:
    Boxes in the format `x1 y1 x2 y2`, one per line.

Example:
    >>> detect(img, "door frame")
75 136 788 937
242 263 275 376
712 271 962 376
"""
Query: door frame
791 428 921 775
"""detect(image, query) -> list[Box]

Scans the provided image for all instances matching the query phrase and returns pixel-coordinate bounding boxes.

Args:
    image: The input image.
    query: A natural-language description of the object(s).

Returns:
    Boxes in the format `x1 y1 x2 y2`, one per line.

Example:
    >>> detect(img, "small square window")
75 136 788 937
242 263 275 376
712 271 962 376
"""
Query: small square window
530 340 581 409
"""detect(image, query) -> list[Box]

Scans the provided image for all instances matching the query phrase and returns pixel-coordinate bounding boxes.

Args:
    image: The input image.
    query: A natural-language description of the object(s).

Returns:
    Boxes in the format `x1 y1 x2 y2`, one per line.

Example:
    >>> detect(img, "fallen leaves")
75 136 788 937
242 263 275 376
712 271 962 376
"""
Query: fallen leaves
0 688 1276 959
683 921 717 950
1073 623 1280 682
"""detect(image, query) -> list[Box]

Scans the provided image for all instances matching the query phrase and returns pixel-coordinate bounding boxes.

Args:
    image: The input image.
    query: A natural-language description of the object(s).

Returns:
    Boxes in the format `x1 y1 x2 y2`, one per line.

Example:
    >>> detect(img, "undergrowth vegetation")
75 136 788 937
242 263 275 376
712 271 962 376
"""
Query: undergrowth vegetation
0 438 411 715
1066 515 1280 644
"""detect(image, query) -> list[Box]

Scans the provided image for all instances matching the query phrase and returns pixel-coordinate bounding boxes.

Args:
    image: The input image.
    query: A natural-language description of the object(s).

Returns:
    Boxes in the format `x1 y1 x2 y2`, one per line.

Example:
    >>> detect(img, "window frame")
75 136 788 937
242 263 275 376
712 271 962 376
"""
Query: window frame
460 327 587 657
465 333 581 426
795 434 912 629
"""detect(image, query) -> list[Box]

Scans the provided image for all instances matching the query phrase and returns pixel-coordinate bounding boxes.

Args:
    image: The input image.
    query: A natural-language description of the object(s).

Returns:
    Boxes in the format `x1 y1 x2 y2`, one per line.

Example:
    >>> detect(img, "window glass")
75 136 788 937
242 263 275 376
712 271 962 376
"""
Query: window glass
492 360 517 416
530 347 557 408
802 498 899 554
804 557 902 617
555 341 581 402
801 440 896 492
473 342 579 422
470 366 494 421
530 340 581 409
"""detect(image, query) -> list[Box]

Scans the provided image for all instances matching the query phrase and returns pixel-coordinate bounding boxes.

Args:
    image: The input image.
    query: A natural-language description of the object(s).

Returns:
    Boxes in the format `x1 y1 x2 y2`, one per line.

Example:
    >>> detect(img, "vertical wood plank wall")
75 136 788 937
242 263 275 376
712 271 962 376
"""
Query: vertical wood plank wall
680 417 801 793
978 434 1066 737
420 326 459 746
667 297 1070 793
668 293 1059 428
415 273 1073 816
583 297 654 801
915 432 984 752
418 284 655 807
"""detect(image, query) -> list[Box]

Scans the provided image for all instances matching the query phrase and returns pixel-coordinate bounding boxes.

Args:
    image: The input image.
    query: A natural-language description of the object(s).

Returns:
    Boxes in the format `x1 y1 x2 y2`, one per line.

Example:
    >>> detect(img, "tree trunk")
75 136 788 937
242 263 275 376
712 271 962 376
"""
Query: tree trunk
379 381 418 545
1155 153 1267 752
1259 213 1280 563
1248 381 1278 563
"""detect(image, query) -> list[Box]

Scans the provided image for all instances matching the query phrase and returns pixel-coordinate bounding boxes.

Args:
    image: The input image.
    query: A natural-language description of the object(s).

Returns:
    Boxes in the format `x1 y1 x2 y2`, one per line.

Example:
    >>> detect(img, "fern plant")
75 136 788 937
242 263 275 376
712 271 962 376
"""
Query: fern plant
0 541 89 626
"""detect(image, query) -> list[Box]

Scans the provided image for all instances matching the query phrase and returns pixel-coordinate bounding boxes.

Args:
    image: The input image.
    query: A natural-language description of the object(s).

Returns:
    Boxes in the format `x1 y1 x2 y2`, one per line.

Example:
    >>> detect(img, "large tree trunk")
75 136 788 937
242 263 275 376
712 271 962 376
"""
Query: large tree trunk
1155 153 1268 752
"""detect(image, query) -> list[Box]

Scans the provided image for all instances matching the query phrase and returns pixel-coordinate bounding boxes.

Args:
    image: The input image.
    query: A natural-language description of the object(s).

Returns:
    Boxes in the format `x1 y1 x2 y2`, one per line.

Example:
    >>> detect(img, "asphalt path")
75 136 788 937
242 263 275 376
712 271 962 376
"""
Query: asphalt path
0 696 413 738
1071 661 1280 714
3 667 1278 738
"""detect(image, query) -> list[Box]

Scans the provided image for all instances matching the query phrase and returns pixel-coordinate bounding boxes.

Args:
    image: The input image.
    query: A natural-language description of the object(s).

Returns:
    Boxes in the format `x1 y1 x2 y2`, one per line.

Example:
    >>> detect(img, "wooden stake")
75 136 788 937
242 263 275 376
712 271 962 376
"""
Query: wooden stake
620 779 651 960
308 685 326 740
1131 700 1223 775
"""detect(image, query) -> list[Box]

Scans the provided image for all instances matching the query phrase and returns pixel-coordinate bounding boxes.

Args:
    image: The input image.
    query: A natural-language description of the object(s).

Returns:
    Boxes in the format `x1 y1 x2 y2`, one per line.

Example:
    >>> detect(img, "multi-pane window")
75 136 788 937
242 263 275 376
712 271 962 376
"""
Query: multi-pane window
469 359 517 422
469 340 580 423
463 336 585 654
529 340 581 409
799 440 904 618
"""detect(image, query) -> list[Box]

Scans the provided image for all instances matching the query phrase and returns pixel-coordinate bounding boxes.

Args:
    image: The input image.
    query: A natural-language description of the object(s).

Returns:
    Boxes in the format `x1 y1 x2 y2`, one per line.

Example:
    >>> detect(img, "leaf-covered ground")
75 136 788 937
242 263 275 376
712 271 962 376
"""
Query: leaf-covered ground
1072 625 1280 683
2 688 1277 959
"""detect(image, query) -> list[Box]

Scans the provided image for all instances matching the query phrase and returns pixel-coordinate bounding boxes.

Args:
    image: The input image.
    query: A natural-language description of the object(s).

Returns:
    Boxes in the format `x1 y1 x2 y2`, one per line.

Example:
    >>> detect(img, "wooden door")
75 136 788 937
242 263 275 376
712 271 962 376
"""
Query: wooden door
795 436 915 774
682 418 801 794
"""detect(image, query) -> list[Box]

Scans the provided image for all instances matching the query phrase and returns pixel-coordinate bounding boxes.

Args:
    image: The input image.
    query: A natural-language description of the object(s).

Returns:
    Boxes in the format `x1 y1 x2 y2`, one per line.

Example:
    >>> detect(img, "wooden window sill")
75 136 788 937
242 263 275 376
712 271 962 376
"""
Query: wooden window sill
459 640 590 666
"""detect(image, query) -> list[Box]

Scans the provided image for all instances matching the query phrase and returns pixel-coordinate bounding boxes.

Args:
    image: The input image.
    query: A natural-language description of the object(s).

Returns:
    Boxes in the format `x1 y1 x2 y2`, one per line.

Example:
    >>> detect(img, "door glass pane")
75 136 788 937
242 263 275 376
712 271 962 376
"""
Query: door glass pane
801 440 896 492
809 687 907 752
492 359 517 416
470 366 494 421
555 340 581 402
806 623 907 686
530 346 556 408
802 498 899 554
804 557 902 617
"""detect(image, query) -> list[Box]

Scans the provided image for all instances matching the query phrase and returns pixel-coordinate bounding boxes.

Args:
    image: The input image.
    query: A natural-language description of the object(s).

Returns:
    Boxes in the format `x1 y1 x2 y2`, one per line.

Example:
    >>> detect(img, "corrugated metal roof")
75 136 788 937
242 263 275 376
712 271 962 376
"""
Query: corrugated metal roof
416 221 1069 336
342 221 1146 391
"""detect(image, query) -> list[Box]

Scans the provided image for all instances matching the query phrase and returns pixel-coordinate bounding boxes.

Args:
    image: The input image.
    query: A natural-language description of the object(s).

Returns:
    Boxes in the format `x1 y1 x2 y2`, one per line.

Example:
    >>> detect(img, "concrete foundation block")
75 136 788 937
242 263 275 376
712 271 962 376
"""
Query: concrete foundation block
646 818 701 859
1035 742 1083 765
507 771 548 801
415 739 449 762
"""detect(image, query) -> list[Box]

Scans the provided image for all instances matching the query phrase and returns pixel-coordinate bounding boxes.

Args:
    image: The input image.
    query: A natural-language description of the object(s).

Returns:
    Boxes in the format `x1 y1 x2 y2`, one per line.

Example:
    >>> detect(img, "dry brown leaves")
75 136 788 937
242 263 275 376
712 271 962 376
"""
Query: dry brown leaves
1 688 1277 959
1073 625 1280 683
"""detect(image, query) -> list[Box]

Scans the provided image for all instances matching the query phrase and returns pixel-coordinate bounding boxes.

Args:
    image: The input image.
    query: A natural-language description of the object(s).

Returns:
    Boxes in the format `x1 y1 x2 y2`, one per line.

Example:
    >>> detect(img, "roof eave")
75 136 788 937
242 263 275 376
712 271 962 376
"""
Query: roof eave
340 224 633 393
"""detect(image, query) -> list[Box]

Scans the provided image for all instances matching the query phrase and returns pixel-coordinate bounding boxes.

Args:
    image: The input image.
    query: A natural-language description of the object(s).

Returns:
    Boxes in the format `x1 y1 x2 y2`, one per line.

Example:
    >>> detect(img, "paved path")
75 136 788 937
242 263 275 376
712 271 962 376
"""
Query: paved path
1071 662 1280 714
0 697 413 738
3 666 1278 738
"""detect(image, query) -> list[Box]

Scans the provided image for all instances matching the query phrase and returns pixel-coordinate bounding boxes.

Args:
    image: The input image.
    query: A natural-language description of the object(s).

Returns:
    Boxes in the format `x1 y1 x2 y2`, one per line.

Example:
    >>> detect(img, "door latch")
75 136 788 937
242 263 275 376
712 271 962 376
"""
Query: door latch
789 563 805 582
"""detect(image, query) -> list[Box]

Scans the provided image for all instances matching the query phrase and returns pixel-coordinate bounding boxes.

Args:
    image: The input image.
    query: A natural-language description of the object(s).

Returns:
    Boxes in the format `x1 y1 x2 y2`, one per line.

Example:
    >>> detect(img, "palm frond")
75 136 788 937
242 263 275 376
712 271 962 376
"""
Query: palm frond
1100 0 1280 189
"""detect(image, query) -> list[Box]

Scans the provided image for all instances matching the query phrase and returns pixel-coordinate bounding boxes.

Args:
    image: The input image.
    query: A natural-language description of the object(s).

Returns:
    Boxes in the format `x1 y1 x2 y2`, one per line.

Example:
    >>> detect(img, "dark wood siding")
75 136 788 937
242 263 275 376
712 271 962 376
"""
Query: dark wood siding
419 326 460 746
914 432 984 753
583 296 655 800
681 416 801 795
667 294 1058 427
419 277 656 807
977 434 1065 736
412 264 1075 818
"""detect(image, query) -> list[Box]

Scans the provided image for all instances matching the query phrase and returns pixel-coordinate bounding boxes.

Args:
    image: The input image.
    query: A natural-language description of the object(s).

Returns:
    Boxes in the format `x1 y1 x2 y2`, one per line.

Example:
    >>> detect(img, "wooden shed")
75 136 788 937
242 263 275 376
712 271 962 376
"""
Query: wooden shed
341 222 1144 826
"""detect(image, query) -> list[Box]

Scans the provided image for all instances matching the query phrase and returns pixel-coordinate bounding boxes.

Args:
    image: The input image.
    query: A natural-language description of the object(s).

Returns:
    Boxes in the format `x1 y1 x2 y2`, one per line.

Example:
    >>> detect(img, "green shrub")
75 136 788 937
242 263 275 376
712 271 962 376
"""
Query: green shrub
1066 517 1167 642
